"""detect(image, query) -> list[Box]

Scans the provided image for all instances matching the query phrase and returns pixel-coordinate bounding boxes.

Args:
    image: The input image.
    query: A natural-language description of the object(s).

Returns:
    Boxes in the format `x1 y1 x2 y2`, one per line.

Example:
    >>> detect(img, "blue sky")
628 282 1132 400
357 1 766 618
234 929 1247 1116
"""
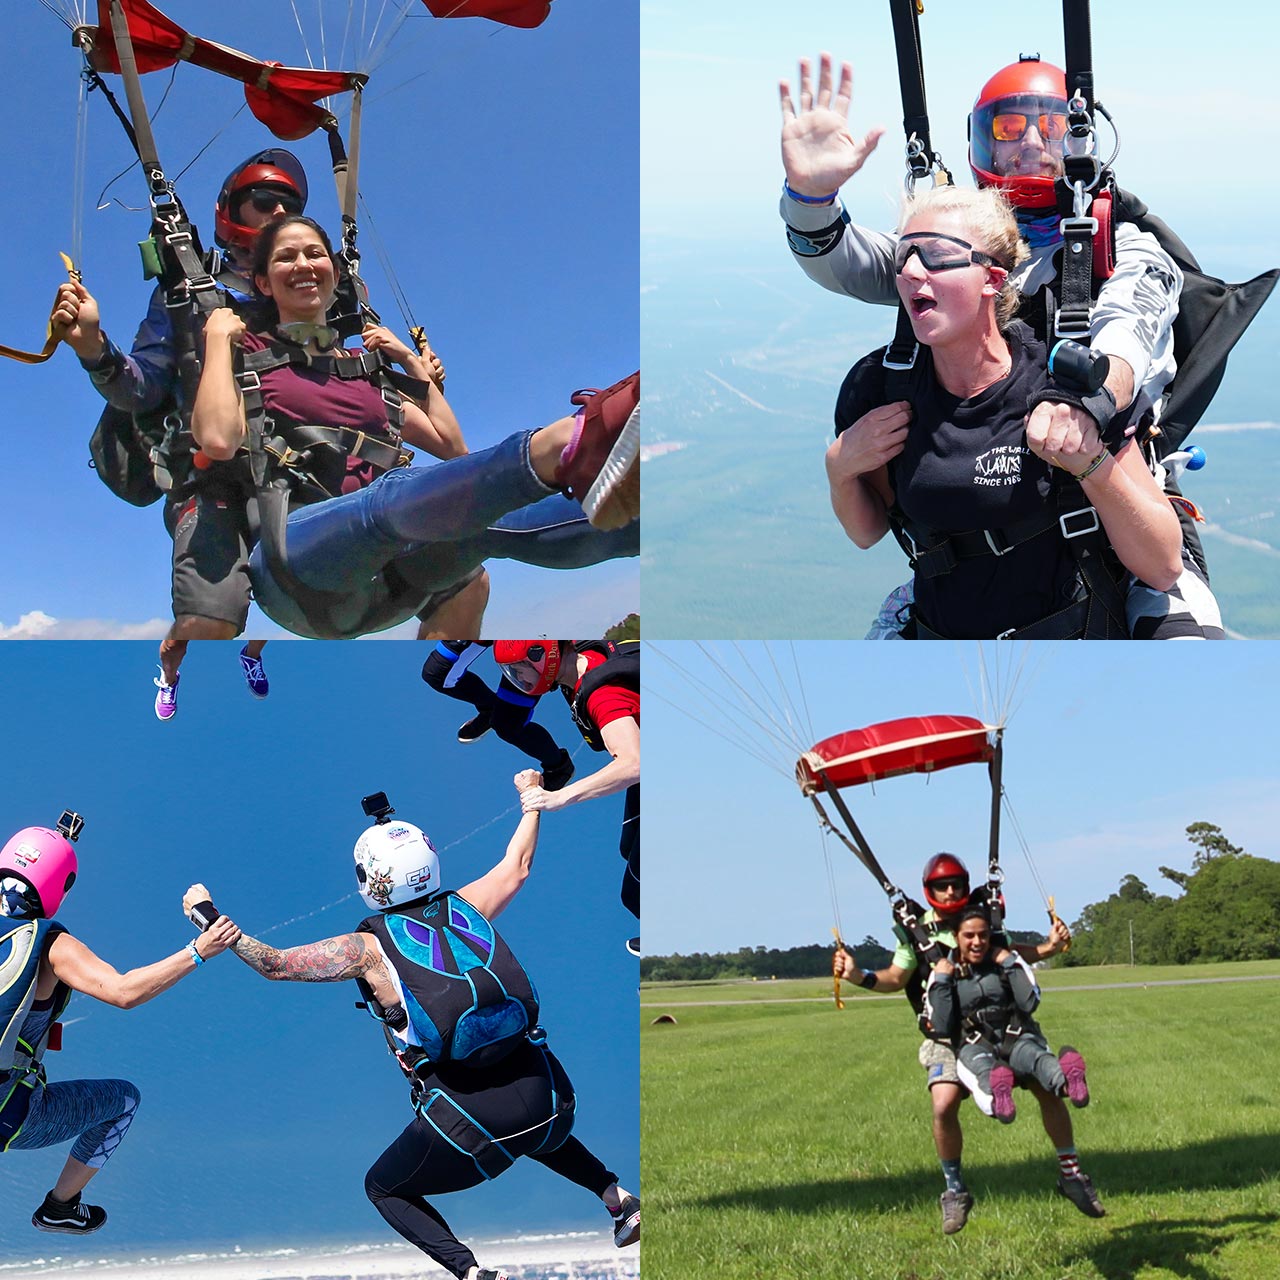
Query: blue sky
644 641 1280 956
0 640 637 1256
0 2 638 639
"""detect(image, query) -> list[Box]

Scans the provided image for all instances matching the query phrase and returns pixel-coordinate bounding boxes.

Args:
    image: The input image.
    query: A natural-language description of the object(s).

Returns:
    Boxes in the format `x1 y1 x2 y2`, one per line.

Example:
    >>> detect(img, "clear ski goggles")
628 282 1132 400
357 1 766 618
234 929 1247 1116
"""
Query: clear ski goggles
243 186 304 215
991 109 1068 142
893 233 1004 275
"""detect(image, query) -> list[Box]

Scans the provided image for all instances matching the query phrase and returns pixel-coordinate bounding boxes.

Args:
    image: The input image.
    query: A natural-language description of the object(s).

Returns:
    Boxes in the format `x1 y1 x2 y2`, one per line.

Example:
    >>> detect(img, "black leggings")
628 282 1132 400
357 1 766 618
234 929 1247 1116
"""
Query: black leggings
364 1043 616 1278
421 645 565 770
619 783 639 919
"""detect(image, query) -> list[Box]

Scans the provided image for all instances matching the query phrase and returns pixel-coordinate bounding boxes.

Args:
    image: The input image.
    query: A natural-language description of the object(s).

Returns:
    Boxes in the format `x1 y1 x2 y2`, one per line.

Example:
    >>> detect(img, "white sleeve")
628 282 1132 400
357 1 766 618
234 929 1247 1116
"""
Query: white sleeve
1090 223 1182 405
780 190 901 307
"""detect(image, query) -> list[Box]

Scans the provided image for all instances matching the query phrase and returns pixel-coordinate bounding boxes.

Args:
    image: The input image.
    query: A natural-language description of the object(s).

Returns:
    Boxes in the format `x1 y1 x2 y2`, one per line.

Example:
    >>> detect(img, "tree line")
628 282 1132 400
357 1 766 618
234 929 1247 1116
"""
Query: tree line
641 824 1279 980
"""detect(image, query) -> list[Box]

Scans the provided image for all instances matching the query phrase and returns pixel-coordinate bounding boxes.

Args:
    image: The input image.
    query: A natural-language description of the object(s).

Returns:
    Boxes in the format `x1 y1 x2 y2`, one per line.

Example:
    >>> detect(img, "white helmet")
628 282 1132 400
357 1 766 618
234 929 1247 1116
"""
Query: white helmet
354 820 441 911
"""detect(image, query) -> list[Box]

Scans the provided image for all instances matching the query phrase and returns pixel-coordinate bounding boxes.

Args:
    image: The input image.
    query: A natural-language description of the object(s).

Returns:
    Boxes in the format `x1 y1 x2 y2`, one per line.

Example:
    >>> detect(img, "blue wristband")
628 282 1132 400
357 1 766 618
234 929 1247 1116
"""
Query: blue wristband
187 940 205 968
783 181 839 206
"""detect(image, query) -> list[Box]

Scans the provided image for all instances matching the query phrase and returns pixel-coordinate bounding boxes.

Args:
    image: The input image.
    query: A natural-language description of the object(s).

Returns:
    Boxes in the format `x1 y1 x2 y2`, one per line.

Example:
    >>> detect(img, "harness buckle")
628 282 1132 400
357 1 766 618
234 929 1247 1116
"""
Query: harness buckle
236 369 262 394
1052 307 1092 340
1059 506 1100 540
881 343 919 372
983 529 1013 557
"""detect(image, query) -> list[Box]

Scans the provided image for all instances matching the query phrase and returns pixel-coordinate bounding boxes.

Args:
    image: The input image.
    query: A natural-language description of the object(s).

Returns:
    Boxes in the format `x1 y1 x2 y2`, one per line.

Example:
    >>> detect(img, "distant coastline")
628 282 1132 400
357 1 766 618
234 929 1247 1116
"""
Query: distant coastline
0 1230 637 1280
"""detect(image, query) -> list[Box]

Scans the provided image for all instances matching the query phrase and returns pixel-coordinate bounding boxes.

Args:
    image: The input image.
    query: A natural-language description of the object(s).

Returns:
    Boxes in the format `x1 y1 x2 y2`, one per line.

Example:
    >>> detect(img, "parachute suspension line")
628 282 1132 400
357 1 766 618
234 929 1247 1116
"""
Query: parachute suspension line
820 827 846 1010
692 643 808 761
731 642 809 759
169 103 251 188
761 642 813 752
642 675 791 782
357 193 424 341
71 49 91 275
999 787 1057 927
788 643 817 750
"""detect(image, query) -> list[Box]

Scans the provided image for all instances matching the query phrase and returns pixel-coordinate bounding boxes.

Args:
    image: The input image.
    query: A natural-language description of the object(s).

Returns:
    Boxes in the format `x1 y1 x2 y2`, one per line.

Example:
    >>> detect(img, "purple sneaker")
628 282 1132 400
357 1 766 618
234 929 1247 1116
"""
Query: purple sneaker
989 1064 1017 1124
239 646 269 699
1059 1046 1090 1108
153 670 180 722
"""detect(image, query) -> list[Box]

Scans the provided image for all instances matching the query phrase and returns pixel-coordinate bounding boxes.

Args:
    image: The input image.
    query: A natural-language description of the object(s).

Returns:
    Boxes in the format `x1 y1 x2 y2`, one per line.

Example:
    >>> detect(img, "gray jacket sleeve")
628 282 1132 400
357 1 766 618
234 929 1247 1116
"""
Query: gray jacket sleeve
923 968 956 1037
1002 953 1042 1016
780 190 900 306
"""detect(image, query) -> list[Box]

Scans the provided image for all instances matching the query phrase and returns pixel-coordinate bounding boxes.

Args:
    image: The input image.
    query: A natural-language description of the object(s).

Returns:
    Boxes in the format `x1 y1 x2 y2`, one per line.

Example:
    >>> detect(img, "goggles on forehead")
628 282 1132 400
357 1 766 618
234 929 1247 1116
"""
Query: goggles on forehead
991 109 1068 143
244 187 304 215
893 233 1004 275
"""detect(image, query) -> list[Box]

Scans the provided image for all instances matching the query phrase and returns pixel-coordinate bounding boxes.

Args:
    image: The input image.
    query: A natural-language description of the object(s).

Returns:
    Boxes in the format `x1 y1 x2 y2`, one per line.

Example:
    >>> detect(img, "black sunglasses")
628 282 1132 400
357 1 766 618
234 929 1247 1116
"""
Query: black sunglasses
244 188 304 215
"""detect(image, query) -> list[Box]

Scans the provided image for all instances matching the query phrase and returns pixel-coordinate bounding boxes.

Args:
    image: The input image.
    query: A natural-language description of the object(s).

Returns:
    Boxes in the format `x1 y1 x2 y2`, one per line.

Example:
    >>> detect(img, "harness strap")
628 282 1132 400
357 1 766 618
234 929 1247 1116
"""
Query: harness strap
415 1089 515 1180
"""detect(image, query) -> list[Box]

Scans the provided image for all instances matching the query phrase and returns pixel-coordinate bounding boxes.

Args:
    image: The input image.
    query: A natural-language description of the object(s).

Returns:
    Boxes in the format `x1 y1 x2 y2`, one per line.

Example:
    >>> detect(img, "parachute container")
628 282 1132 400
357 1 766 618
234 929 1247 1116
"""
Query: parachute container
795 715 998 796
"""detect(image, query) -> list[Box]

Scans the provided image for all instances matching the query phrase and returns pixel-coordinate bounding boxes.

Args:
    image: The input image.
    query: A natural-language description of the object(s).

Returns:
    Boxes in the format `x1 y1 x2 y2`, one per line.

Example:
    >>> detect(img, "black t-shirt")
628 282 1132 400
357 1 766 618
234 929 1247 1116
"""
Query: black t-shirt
835 323 1116 637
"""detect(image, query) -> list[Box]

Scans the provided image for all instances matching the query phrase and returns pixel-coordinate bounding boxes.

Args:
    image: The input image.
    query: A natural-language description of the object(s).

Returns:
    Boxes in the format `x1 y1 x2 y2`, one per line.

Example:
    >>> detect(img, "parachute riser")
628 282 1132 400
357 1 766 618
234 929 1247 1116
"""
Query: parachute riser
984 729 1006 935
888 0 952 195
808 784 902 902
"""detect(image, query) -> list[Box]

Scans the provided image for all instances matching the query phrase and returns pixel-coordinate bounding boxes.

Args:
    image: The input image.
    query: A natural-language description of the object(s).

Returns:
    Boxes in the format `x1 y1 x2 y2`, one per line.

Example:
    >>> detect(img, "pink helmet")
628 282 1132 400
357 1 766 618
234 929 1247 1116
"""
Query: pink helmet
0 826 78 918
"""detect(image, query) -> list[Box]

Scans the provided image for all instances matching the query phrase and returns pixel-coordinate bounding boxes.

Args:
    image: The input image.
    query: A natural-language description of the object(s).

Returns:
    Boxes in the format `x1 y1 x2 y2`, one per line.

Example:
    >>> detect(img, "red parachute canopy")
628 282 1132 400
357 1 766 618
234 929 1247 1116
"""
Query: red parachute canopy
84 0 365 141
795 715 998 797
422 0 552 27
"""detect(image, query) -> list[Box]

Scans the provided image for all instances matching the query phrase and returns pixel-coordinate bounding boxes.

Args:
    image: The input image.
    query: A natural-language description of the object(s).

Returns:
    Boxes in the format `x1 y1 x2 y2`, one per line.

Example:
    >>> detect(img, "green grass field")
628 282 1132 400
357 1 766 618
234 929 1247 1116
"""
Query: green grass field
641 964 1280 1280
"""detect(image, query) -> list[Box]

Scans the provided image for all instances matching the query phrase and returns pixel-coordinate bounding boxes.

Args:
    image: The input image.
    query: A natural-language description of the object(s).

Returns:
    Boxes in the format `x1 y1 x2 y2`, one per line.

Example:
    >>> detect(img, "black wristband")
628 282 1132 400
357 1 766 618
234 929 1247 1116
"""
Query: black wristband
188 900 220 932
1027 384 1120 443
858 971 878 990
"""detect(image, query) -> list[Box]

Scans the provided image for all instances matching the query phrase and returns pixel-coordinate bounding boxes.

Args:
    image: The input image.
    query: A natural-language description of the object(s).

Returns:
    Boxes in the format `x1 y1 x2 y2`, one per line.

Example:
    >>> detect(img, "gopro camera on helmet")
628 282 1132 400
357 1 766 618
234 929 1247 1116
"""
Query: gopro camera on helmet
362 792 395 823
56 811 84 842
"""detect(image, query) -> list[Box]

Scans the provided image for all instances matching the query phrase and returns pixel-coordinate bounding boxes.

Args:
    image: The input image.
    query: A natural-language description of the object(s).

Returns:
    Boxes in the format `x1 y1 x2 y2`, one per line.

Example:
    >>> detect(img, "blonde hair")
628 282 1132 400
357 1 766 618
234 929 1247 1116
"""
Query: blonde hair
898 186 1030 331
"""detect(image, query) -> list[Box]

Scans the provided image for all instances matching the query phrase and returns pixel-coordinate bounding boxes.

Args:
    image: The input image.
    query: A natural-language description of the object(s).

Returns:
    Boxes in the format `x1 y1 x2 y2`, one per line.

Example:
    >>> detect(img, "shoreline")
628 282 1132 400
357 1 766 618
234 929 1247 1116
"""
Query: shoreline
0 1230 638 1279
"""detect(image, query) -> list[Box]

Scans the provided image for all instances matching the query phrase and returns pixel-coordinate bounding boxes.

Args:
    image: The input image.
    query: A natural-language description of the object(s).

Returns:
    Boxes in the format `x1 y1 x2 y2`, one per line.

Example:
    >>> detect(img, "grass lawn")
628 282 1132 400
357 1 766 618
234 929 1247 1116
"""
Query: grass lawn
641 964 1280 1279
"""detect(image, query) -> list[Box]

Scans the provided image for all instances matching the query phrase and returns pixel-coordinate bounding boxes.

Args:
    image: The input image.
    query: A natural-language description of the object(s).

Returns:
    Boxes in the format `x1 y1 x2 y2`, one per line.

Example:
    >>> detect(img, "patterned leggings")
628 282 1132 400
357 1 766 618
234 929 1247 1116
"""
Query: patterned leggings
6 1077 140 1168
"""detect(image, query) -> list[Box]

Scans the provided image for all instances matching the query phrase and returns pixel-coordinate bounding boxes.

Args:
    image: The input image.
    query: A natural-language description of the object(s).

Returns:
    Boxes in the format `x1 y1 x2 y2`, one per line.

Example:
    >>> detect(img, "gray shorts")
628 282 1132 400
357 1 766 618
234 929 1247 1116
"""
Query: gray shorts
918 1037 961 1089
165 490 254 631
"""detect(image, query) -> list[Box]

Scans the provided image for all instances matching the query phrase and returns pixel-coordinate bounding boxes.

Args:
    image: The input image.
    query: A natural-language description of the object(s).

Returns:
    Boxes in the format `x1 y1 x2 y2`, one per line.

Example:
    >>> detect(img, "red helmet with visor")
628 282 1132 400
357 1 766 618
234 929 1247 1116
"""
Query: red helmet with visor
969 57 1070 210
492 641 565 697
214 149 308 254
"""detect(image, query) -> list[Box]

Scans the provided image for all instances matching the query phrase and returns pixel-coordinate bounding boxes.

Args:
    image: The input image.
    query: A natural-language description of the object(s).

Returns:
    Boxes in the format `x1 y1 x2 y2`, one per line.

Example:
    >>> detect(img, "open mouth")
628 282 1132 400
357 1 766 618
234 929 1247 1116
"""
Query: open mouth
910 295 936 317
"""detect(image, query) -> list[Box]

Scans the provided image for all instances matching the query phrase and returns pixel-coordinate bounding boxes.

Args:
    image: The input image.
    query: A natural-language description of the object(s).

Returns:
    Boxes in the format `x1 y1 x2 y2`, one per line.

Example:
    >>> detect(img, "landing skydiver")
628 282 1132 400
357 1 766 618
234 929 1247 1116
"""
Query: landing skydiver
831 854 1095 1234
780 52 1225 638
0 815 240 1234
494 641 639 953
182 782 638 1280
925 903 1095 1140
421 641 575 790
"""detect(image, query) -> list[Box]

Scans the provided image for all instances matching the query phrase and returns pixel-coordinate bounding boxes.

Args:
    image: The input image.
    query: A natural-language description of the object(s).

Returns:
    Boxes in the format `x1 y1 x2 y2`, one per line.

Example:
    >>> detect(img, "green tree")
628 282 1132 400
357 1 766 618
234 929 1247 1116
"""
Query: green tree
1184 821 1244 868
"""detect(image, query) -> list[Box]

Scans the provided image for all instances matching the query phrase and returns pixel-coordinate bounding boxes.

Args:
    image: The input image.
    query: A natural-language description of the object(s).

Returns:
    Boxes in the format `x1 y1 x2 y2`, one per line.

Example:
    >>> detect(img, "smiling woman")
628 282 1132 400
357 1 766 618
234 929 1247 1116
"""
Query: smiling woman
185 214 640 640
824 184 1189 640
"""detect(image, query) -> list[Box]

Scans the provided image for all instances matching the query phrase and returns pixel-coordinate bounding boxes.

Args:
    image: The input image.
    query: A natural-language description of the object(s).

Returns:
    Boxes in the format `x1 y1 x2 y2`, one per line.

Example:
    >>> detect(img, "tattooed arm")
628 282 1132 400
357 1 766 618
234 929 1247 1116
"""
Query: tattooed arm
183 882 380 984
231 930 381 982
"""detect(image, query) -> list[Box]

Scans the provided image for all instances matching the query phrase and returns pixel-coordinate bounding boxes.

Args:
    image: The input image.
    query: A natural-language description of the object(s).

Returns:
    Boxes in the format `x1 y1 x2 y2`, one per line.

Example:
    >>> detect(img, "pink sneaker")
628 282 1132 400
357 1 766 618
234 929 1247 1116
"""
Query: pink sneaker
989 1064 1017 1124
556 372 640 530
1058 1046 1090 1108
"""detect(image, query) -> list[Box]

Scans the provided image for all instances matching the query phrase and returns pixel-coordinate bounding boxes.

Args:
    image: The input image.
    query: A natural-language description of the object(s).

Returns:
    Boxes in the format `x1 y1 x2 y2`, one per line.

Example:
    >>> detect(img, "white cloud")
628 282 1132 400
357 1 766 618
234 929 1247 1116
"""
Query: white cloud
0 612 170 640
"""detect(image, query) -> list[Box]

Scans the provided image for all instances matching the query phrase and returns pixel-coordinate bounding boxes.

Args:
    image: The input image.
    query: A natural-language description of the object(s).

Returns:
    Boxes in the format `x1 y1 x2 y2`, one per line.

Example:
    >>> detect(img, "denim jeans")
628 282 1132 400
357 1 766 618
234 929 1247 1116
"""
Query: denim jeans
249 431 639 638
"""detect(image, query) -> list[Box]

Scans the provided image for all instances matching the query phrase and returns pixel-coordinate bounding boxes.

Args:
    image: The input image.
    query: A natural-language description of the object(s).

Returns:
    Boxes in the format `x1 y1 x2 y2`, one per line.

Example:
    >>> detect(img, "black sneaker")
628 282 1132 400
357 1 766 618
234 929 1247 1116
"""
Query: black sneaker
939 1188 974 1235
1056 1173 1106 1218
611 1193 640 1247
458 710 492 743
32 1191 107 1234
542 749 575 791
474 1270 509 1280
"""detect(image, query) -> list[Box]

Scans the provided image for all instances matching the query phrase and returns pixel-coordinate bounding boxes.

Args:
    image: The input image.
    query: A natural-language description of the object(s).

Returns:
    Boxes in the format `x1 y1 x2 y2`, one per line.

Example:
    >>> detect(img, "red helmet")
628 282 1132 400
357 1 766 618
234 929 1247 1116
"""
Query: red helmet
214 149 308 254
969 56 1068 210
922 852 971 915
492 641 564 696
